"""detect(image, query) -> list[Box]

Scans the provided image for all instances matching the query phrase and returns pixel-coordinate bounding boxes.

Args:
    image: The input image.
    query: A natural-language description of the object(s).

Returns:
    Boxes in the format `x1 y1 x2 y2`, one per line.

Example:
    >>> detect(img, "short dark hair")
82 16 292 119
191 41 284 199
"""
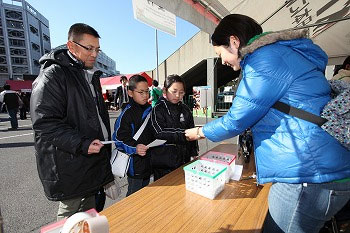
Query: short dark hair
334 56 350 76
341 56 350 70
3 84 10 90
211 14 262 52
152 80 159 87
164 74 186 90
128 75 148 91
68 23 100 42
120 75 127 82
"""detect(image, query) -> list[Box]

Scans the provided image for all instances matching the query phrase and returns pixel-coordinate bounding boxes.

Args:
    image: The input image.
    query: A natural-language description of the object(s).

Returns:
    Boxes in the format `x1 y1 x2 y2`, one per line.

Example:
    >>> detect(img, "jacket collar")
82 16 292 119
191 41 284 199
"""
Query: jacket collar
240 29 308 58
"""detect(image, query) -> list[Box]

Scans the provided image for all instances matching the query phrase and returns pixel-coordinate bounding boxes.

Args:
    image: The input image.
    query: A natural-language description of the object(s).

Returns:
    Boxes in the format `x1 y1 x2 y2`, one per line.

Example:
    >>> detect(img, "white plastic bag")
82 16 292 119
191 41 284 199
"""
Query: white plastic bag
110 149 130 178
104 178 121 200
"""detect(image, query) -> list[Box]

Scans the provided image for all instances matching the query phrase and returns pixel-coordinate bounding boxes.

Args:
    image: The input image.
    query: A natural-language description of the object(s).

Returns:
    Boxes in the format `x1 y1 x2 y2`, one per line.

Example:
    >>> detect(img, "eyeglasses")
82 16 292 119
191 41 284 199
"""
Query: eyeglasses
168 89 185 96
133 90 149 96
73 41 101 54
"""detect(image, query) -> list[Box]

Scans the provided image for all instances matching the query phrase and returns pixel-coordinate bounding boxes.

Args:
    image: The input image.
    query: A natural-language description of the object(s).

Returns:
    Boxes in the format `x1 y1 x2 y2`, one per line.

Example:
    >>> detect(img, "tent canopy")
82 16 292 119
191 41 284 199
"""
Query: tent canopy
151 0 350 65
100 72 153 92
5 80 33 92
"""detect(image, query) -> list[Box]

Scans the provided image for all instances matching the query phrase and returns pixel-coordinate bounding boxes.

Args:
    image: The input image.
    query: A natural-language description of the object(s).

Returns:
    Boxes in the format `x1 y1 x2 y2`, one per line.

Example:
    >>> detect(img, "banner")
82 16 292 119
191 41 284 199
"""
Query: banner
132 0 176 36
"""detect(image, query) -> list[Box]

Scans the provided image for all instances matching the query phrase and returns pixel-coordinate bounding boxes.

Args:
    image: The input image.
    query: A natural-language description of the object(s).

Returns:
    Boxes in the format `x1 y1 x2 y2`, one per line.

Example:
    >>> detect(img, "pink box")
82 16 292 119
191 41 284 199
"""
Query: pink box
40 208 99 233
200 151 236 182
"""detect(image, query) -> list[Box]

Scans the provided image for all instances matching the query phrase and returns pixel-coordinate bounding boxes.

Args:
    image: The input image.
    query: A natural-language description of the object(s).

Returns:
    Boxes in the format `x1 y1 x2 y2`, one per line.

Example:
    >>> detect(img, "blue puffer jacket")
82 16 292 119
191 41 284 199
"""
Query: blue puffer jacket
203 30 350 184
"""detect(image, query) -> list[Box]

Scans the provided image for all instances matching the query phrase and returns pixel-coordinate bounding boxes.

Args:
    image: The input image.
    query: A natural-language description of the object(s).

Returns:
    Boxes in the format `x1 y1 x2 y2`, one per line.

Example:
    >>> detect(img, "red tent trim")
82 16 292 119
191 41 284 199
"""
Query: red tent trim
5 80 33 91
100 72 153 87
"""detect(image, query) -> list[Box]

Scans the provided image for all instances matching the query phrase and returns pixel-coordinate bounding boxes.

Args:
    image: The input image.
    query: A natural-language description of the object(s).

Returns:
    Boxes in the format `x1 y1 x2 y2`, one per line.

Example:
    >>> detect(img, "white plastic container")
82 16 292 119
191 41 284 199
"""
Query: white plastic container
200 151 236 183
183 160 227 199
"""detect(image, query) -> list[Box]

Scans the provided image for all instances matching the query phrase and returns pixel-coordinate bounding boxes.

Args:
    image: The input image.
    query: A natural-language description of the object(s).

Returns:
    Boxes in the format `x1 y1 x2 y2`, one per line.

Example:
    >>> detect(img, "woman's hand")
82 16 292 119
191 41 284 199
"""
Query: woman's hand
185 127 205 141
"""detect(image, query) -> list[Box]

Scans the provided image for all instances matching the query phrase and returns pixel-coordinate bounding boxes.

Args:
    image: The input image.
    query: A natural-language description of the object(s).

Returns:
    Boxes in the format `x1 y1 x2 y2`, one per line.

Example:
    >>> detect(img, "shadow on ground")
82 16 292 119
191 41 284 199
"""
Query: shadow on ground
0 142 34 148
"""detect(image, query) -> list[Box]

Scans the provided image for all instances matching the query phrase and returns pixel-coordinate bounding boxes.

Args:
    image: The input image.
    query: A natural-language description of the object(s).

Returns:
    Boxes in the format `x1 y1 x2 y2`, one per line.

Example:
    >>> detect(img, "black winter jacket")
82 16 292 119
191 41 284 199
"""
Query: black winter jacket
30 49 114 201
2 90 20 110
113 99 153 179
150 97 198 169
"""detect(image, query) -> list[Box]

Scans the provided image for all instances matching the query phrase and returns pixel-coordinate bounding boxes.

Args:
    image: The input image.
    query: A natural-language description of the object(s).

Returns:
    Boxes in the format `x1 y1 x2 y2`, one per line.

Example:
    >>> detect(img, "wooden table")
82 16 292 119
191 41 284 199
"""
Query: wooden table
101 143 271 233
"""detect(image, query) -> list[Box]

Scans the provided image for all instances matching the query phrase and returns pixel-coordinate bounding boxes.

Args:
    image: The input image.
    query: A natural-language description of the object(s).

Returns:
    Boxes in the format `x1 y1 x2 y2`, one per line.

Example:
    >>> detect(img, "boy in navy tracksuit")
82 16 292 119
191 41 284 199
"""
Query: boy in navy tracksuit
112 75 153 196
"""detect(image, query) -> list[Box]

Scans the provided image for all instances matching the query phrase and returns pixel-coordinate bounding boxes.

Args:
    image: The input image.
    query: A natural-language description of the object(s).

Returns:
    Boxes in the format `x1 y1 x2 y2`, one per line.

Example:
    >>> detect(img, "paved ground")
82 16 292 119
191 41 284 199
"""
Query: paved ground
0 110 236 233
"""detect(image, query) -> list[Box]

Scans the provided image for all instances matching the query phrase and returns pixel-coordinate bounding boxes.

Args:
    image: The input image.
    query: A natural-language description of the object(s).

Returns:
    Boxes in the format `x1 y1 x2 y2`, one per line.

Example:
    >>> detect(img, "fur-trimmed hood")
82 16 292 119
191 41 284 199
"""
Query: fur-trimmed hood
240 29 308 57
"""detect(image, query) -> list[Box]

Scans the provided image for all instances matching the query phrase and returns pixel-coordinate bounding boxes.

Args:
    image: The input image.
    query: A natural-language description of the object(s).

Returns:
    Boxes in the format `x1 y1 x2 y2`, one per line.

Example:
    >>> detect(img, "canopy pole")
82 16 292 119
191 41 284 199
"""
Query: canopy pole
260 0 291 25
155 29 159 82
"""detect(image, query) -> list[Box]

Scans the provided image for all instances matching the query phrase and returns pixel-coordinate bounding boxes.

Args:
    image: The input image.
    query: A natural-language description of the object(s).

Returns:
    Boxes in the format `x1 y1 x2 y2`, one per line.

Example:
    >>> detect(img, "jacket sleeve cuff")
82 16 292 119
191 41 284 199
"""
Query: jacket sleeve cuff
81 139 93 155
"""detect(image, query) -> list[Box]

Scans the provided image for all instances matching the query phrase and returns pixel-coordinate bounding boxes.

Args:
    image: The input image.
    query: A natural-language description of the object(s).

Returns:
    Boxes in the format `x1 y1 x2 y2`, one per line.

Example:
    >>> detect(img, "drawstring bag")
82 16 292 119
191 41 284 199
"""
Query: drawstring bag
272 80 350 150
320 80 350 150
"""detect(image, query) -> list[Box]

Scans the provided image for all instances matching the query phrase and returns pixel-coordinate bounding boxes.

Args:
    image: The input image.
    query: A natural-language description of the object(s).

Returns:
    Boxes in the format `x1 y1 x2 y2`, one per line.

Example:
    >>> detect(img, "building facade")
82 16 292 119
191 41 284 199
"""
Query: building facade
96 50 119 77
0 0 50 85
54 44 119 77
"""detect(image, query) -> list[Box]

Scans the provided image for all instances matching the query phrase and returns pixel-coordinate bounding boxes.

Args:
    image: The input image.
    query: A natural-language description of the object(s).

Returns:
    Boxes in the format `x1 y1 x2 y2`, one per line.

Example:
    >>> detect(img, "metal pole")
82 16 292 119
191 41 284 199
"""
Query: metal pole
155 29 159 82
0 207 3 233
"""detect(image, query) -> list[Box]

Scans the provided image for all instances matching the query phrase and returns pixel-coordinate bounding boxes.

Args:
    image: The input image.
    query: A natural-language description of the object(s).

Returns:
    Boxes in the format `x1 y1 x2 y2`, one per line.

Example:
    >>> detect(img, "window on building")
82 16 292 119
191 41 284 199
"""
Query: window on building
0 56 7 64
43 33 50 42
11 57 27 65
29 25 38 36
8 29 24 38
12 66 28 74
26 5 37 16
0 65 8 73
33 59 40 67
10 48 26 56
3 0 22 7
0 47 6 55
5 10 23 20
9 38 25 47
31 42 40 52
13 74 23 80
0 37 4 46
6 20 24 29
0 29 3 36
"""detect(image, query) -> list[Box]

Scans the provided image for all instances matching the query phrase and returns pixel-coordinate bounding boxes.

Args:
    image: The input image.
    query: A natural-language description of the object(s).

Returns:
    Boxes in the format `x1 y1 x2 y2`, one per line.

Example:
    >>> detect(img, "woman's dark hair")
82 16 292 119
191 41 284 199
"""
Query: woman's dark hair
211 14 262 49
152 80 159 87
333 56 350 76
164 74 186 90
128 75 148 91
341 56 350 69
68 23 100 41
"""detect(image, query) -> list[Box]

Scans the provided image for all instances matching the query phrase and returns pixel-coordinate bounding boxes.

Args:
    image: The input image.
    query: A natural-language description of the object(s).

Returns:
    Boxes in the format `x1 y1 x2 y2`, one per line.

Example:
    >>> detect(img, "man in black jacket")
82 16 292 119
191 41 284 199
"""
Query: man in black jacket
114 75 129 110
30 23 114 220
0 84 19 130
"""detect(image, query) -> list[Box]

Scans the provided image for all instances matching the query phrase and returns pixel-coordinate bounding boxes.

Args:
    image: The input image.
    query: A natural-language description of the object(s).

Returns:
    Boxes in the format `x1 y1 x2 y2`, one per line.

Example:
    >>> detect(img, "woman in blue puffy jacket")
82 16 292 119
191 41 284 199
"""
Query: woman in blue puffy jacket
185 14 350 233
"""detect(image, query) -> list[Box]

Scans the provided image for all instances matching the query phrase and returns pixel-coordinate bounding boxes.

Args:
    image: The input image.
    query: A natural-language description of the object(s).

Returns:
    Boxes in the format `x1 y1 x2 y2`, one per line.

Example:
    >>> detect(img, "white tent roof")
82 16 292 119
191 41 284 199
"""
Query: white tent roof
151 0 350 65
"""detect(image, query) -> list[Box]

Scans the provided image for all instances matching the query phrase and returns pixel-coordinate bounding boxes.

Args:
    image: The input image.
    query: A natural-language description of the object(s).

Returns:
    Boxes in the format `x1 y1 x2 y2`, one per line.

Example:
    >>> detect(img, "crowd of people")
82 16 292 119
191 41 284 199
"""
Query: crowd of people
29 23 198 221
0 13 346 233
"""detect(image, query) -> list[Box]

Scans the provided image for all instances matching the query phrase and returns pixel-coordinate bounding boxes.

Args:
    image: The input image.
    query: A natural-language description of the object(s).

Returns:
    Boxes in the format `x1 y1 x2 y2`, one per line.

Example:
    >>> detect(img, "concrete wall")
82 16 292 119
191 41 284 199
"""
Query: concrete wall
152 30 217 87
